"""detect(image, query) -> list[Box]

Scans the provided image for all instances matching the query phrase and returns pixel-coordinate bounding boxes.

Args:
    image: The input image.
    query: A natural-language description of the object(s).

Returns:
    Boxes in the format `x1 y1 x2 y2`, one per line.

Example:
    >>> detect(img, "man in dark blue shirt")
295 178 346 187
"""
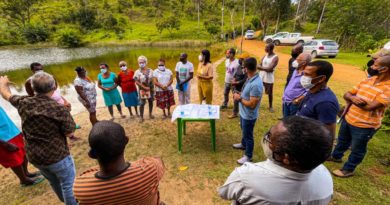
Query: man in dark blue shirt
297 61 339 139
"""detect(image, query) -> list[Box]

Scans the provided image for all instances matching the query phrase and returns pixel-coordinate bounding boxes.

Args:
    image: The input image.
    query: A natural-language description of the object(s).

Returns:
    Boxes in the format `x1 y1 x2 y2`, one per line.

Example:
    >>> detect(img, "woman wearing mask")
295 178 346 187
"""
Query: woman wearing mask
117 61 139 117
74 66 98 125
197 49 213 104
134 56 154 122
97 63 125 120
153 59 175 118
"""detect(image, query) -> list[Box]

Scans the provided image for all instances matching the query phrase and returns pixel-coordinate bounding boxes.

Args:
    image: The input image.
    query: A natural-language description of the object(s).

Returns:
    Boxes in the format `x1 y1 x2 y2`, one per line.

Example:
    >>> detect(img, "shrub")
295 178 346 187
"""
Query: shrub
204 18 220 39
101 14 118 30
56 28 82 48
22 24 50 44
156 16 181 37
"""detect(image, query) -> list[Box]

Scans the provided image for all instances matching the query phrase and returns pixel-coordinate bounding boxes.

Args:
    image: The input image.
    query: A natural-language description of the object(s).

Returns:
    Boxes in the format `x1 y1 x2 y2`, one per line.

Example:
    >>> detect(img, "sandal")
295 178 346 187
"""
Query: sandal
27 171 41 178
21 177 45 187
332 169 354 178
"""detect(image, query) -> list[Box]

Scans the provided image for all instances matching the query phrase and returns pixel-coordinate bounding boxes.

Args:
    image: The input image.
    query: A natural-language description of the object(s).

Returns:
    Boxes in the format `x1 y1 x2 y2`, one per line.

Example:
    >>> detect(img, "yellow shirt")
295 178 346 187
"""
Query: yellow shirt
197 63 213 81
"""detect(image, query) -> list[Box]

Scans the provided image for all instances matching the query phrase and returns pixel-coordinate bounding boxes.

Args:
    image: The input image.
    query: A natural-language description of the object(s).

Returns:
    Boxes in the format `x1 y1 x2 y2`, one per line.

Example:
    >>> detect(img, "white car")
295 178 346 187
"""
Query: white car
303 39 339 58
244 30 255 40
263 32 314 45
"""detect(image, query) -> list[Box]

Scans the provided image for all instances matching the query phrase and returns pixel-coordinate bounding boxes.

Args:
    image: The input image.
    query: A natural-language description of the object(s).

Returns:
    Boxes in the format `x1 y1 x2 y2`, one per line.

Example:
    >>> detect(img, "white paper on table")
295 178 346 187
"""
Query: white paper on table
171 104 220 122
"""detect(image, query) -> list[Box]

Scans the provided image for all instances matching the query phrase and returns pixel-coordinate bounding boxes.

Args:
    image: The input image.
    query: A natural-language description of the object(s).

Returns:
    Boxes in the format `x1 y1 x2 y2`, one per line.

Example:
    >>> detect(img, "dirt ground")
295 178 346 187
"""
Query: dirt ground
0 39 369 205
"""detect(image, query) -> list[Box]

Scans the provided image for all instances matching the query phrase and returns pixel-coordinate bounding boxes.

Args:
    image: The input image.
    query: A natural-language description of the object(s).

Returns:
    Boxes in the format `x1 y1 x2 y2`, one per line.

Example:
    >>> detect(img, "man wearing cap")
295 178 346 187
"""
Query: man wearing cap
229 53 249 119
222 48 240 109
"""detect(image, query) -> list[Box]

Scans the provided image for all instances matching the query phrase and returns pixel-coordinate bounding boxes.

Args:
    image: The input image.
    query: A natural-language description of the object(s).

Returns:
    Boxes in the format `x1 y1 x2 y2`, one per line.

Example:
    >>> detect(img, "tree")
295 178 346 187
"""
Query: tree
274 0 291 33
253 0 276 39
204 18 220 39
156 16 181 37
0 0 41 28
316 0 326 34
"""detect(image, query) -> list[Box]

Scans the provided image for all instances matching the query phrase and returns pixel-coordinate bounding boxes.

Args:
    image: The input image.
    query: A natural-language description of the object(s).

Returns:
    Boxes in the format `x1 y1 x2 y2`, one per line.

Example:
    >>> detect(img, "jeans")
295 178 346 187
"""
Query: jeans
233 99 239 114
223 83 232 106
282 102 299 118
240 116 257 159
35 155 77 205
332 120 376 171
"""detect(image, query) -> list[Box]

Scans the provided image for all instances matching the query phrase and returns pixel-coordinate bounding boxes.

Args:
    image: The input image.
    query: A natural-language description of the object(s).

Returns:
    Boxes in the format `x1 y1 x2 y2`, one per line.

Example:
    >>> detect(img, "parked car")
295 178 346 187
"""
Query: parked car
244 30 255 40
263 32 314 45
303 39 339 58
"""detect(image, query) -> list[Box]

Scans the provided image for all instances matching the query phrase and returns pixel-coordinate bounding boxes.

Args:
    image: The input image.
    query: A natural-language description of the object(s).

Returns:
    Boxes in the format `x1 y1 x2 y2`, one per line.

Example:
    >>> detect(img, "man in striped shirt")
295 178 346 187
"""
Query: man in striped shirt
73 121 165 205
330 56 390 177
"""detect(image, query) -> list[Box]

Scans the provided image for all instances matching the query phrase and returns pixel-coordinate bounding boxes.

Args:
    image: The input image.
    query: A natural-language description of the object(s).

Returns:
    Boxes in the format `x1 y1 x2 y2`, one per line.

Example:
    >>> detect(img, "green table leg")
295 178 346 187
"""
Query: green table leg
210 119 216 152
183 120 187 135
177 118 182 153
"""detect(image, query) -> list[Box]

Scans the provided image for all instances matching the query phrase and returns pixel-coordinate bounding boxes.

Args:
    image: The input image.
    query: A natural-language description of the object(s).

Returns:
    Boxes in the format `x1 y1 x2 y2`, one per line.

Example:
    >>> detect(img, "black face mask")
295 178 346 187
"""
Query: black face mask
238 59 243 66
291 52 299 58
367 66 382 76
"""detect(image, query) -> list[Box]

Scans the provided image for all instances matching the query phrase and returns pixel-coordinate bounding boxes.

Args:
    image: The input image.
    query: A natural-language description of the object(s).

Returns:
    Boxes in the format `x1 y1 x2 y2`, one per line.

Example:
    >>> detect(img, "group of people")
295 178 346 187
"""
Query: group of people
0 41 389 205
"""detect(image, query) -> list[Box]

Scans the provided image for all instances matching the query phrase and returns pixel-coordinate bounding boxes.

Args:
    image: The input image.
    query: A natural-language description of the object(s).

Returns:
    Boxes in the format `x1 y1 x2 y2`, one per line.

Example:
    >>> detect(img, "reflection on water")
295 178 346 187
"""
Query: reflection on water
0 46 223 126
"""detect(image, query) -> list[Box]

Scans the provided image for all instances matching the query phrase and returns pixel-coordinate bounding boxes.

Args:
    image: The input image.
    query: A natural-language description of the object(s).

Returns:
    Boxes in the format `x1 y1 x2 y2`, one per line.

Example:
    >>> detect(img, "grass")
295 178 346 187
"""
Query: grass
277 46 369 68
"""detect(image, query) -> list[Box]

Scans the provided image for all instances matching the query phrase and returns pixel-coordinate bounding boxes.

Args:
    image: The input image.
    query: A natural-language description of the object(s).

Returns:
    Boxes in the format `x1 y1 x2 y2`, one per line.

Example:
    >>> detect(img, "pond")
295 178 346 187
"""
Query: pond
0 45 224 126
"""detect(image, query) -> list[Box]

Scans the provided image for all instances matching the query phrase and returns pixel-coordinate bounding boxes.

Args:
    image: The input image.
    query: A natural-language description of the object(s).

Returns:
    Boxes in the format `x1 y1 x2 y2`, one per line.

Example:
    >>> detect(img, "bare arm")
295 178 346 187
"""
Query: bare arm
260 56 279 72
233 92 260 109
0 76 12 101
180 72 194 85
25 80 34 96
75 85 90 105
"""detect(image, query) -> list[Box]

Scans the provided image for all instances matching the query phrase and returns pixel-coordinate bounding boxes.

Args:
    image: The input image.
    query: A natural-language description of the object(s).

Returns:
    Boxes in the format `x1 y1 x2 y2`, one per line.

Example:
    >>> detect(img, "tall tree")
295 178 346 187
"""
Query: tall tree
253 0 276 39
316 0 326 34
0 0 41 28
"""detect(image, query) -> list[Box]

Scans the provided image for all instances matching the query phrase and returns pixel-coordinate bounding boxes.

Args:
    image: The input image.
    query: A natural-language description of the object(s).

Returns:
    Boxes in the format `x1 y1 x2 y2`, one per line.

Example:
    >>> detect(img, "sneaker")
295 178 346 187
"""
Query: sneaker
228 114 238 119
327 156 342 163
232 143 245 150
332 169 354 178
237 155 252 165
379 159 390 166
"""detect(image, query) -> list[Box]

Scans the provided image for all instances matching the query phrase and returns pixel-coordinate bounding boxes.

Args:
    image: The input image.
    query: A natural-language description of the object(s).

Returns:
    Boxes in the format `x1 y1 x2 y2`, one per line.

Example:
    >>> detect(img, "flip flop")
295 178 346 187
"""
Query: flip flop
21 177 45 187
27 171 41 178
332 169 354 178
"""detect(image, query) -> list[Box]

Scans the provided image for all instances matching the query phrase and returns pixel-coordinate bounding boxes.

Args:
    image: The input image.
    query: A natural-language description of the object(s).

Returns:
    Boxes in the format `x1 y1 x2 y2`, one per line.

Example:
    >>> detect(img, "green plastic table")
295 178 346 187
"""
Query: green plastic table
176 118 216 153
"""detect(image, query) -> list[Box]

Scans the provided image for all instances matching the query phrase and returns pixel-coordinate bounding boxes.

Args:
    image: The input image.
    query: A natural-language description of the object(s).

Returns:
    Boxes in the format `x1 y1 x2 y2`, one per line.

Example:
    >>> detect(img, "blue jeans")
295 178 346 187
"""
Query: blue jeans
35 155 77 205
332 120 376 171
282 102 299 118
240 116 257 159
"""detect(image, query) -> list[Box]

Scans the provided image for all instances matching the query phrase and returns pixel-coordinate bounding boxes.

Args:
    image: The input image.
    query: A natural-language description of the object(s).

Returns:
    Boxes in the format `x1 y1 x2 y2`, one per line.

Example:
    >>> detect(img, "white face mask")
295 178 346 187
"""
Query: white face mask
139 62 146 68
120 66 127 71
100 68 107 74
300 75 318 90
158 65 165 71
292 60 299 68
262 139 274 160
198 55 203 62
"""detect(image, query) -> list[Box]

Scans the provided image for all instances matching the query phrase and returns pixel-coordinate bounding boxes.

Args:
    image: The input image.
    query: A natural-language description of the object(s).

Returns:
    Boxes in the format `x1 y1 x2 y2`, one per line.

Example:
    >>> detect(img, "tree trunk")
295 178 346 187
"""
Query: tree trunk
197 0 200 37
316 0 326 34
275 9 280 33
293 0 301 31
221 0 225 40
240 0 246 53
230 10 235 39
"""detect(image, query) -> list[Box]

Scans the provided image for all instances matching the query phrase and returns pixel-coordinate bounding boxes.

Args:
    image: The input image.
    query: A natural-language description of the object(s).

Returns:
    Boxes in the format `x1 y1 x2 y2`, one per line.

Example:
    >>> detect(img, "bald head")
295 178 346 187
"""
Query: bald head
378 56 390 68
296 53 312 69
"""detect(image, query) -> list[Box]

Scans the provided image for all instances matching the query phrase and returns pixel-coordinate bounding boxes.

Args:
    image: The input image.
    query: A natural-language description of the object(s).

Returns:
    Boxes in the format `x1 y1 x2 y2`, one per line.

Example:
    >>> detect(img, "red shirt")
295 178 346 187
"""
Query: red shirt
118 71 137 93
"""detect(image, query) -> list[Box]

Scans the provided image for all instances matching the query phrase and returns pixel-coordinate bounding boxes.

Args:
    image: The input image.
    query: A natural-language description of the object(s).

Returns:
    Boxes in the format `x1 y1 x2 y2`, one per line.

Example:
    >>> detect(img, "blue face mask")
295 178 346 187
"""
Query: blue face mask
100 68 107 74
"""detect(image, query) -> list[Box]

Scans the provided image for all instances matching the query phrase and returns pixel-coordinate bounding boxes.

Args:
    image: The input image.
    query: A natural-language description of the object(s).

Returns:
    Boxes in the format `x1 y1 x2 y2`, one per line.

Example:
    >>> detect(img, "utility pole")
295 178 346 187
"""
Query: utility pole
222 0 225 41
240 0 246 53
316 0 326 34
293 0 301 31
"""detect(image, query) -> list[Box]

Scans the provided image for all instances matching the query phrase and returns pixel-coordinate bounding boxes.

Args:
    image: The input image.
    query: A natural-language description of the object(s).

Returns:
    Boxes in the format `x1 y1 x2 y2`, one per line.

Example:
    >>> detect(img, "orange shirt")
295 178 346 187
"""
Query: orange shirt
345 76 390 129
73 157 165 205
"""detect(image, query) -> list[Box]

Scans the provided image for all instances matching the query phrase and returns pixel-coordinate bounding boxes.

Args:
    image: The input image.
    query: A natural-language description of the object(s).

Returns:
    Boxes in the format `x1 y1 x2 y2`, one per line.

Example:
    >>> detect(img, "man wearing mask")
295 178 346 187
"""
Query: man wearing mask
282 53 311 117
222 48 240 109
229 53 249 119
329 56 390 177
219 116 333 205
175 53 194 105
286 43 304 86
366 48 390 77
258 43 279 113
296 60 339 139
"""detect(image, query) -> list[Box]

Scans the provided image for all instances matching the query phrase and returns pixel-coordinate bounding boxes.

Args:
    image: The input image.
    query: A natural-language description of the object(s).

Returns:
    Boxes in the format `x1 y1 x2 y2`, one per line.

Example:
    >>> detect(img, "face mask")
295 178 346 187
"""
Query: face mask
35 70 43 73
367 66 385 76
139 63 146 68
291 52 299 58
198 55 203 62
238 59 243 66
158 65 165 71
120 66 127 71
100 68 107 74
262 139 273 160
292 60 299 68
300 75 315 90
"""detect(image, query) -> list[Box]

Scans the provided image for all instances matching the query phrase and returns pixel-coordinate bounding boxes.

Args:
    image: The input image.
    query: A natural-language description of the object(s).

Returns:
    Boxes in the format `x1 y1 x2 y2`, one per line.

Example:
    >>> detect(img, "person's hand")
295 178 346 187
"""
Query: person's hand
0 76 10 87
351 96 367 106
64 102 72 111
4 143 19 152
162 86 167 90
179 84 184 91
233 93 241 101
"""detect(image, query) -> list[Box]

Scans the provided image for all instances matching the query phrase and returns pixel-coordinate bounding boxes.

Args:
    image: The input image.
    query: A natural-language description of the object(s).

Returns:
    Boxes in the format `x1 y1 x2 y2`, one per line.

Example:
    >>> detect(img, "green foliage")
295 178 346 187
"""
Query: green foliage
204 18 220 39
22 24 50 43
155 15 181 36
382 109 390 131
56 28 82 47
0 0 41 28
101 14 118 30
71 6 98 30
251 17 260 30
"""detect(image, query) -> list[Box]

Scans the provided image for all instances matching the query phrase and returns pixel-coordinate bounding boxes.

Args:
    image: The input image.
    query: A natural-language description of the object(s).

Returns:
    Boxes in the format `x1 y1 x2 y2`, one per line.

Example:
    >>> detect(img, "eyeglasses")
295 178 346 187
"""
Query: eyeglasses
263 130 273 144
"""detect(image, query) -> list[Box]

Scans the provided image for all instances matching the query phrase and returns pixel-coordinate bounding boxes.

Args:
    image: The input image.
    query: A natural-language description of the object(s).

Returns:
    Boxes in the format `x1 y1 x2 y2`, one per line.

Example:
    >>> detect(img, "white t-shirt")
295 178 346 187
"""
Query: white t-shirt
153 68 173 91
260 54 278 83
175 61 194 83
219 160 333 205
134 68 153 85
225 58 239 83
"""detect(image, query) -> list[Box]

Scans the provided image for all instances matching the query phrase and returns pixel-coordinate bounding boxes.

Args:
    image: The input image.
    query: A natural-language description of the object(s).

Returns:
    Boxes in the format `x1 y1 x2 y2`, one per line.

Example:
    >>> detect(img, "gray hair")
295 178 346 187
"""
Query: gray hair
300 53 312 63
137 55 148 64
32 72 56 94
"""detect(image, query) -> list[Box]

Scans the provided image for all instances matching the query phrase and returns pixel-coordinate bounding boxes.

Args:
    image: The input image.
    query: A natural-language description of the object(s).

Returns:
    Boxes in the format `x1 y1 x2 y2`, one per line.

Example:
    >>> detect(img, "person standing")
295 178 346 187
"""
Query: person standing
153 59 175 118
0 72 77 205
258 43 279 113
219 116 333 205
197 49 214 104
296 60 339 139
286 43 304 86
98 63 125 120
175 53 194 105
330 56 390 177
117 61 139 117
74 66 98 125
0 106 44 186
232 57 263 164
222 48 240 109
282 53 311 117
134 55 154 122
229 53 249 119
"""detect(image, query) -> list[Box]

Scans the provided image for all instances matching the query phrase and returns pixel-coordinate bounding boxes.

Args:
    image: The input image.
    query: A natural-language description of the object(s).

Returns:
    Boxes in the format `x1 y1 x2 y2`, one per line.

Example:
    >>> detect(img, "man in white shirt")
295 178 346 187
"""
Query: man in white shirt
175 53 194 105
222 48 240 109
219 116 333 205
